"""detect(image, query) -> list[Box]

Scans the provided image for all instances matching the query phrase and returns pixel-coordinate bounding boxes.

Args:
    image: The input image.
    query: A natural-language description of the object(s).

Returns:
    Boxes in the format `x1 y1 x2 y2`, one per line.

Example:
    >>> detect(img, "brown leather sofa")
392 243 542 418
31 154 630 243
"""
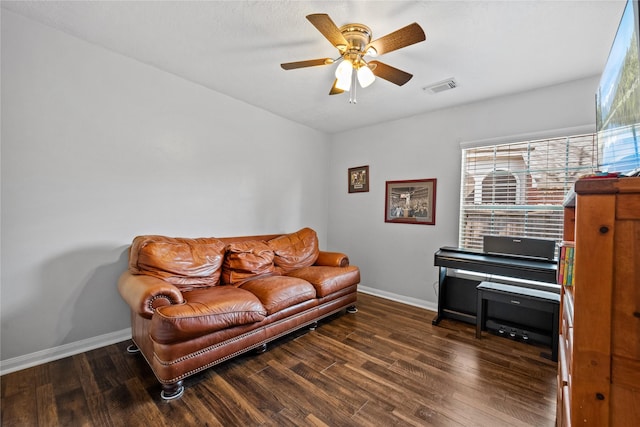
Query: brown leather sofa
117 228 360 399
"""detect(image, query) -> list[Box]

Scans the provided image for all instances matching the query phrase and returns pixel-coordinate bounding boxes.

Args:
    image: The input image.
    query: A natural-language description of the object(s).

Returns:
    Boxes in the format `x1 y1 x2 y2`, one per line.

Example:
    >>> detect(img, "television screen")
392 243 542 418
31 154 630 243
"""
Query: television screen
596 0 640 175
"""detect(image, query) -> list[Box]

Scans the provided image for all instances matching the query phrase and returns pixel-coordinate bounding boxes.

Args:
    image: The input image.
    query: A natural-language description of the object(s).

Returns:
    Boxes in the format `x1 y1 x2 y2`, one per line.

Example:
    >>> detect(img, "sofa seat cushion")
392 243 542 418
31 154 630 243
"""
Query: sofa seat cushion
129 235 226 291
239 276 316 315
222 240 276 285
285 266 361 298
267 228 319 274
150 286 267 344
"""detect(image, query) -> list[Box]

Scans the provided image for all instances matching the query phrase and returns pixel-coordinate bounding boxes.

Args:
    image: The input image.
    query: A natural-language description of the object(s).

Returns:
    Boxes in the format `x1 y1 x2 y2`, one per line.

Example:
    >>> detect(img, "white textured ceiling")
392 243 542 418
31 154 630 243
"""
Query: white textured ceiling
1 0 627 134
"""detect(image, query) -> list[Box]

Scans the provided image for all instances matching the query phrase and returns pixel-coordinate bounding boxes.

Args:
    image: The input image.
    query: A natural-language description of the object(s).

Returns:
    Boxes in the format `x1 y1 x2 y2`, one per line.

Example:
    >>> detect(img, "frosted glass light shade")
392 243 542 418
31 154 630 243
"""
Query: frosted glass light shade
335 75 352 91
335 60 353 80
357 66 375 88
335 60 353 91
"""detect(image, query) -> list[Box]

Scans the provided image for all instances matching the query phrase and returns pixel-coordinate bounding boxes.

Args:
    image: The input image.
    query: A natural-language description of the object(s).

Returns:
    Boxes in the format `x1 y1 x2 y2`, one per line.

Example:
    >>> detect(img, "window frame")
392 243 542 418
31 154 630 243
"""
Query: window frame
458 125 597 255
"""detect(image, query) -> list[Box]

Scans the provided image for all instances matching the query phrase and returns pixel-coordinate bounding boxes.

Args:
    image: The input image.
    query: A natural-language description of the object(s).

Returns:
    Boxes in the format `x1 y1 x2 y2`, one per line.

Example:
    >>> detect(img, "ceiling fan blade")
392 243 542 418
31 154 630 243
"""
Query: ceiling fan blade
306 14 349 49
369 61 413 86
329 79 345 95
281 58 334 70
366 23 425 56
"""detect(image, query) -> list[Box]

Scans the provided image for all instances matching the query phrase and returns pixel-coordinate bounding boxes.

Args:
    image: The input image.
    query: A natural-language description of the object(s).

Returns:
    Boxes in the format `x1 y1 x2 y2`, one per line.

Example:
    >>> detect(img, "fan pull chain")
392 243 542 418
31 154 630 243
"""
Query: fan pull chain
349 70 357 104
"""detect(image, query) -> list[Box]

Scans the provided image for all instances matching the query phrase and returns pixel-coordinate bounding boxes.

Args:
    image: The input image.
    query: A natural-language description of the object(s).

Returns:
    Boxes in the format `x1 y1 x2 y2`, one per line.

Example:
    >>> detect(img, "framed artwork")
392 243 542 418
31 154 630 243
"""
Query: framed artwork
348 165 369 193
385 178 437 225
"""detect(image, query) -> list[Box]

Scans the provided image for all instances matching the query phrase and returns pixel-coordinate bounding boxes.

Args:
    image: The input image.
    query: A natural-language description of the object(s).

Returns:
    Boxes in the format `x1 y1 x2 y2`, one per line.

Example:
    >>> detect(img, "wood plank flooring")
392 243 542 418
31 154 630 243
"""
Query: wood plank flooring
1 293 558 426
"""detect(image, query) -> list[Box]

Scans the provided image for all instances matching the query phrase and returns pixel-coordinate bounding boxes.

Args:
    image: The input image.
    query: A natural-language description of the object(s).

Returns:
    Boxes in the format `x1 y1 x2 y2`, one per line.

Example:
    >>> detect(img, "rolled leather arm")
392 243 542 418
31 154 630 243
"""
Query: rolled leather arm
117 272 184 319
315 251 350 267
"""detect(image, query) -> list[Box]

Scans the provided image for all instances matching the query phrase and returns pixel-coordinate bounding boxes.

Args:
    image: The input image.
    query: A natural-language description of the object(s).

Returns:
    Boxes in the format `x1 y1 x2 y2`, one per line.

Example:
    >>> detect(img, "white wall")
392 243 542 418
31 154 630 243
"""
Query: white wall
327 77 598 307
0 8 600 370
1 11 329 364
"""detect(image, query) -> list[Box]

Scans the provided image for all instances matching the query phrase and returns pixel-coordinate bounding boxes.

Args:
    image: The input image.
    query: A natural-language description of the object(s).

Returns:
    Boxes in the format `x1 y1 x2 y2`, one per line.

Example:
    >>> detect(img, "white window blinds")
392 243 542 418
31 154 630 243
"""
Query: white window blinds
459 133 598 252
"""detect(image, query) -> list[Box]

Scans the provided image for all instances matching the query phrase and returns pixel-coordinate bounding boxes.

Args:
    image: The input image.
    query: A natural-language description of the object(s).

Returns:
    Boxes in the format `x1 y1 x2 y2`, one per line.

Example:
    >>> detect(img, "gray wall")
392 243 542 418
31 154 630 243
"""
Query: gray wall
1 11 329 363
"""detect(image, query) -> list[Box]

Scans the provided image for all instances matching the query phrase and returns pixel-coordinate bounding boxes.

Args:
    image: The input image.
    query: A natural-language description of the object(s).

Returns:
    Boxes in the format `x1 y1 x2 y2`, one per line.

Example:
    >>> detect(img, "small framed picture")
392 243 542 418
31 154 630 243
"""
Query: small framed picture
348 165 369 193
385 178 437 225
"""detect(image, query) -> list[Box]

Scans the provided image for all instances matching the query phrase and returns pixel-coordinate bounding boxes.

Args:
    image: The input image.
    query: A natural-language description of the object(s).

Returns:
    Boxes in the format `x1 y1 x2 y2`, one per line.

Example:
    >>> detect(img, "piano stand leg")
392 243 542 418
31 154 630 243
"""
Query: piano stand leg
432 266 447 326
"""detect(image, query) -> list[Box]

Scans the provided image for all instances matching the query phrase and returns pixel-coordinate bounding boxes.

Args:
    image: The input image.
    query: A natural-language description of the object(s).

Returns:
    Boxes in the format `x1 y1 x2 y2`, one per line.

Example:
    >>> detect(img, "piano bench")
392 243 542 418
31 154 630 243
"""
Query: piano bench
475 281 559 362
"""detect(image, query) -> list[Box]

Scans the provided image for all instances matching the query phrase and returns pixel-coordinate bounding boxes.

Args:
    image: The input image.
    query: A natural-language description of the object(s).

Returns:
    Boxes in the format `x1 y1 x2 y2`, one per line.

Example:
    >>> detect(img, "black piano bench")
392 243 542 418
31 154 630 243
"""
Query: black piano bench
475 281 559 362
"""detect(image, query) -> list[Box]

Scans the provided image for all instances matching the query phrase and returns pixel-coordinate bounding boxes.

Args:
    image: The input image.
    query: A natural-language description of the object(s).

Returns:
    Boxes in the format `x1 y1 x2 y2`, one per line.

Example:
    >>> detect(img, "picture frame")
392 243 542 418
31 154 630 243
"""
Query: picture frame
385 178 437 225
348 165 370 193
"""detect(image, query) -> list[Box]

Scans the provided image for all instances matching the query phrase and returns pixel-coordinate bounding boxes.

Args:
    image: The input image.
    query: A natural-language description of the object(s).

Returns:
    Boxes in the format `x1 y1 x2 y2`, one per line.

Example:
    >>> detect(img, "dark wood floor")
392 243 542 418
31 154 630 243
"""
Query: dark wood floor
1 293 558 426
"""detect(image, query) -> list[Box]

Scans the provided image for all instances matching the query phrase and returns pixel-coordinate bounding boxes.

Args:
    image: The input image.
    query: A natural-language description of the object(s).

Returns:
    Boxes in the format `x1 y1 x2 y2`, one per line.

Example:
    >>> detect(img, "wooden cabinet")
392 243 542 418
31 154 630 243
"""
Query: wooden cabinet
557 177 640 426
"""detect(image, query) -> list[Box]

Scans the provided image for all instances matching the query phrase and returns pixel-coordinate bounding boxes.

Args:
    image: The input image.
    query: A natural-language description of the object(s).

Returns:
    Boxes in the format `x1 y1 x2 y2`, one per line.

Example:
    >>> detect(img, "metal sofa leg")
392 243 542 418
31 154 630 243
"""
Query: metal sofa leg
161 381 184 400
346 305 358 313
255 343 267 354
308 321 318 331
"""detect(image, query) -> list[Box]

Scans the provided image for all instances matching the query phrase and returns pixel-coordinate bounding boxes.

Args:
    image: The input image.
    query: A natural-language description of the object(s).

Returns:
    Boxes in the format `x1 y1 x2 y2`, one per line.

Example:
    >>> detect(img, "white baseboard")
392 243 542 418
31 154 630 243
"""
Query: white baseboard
0 328 132 376
1 289 434 376
358 286 438 313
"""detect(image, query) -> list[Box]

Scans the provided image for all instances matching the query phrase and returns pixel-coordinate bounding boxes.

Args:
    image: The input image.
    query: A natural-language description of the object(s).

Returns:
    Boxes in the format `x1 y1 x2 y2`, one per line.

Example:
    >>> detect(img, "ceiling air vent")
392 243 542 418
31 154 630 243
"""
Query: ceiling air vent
423 78 457 94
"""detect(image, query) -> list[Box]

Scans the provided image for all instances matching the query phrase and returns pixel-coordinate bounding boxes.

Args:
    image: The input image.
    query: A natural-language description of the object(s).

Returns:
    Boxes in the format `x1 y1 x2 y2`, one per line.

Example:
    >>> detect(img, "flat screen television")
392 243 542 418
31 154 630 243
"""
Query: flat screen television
596 0 640 176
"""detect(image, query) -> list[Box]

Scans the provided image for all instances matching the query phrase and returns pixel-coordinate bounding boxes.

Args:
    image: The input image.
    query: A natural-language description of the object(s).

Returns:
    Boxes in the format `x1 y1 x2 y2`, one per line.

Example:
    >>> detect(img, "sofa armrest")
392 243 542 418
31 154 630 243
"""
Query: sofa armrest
117 272 184 319
315 251 350 267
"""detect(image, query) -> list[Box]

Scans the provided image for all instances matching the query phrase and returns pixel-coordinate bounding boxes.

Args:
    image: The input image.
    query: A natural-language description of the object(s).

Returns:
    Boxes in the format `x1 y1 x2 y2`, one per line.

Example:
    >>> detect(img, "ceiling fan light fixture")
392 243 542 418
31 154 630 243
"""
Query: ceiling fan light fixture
335 59 353 91
335 75 352 91
365 47 378 57
357 65 375 88
335 59 352 79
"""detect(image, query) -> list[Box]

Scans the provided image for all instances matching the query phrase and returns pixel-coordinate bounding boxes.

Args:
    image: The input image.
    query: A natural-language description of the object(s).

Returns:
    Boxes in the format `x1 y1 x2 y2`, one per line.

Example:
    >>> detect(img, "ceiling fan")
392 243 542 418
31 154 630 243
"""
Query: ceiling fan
281 14 426 102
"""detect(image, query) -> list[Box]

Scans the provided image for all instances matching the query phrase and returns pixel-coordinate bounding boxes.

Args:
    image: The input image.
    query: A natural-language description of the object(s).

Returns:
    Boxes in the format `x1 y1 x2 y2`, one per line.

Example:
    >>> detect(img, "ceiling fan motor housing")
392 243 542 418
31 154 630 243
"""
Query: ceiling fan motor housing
339 24 372 65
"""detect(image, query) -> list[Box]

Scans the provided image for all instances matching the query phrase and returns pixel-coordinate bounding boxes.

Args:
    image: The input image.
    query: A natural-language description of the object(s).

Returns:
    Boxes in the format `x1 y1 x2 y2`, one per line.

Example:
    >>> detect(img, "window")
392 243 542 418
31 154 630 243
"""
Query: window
459 133 598 253
482 171 517 204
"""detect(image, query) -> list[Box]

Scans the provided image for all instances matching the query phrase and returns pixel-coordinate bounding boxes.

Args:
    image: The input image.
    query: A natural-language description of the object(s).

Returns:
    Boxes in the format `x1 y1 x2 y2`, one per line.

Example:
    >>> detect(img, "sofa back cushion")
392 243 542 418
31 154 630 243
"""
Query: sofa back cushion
267 227 319 274
222 240 276 285
129 235 226 291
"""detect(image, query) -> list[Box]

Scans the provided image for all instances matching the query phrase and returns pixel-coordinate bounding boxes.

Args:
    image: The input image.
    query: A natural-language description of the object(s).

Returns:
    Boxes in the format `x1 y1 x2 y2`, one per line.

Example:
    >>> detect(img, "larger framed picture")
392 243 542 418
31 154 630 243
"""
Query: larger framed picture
385 178 437 225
